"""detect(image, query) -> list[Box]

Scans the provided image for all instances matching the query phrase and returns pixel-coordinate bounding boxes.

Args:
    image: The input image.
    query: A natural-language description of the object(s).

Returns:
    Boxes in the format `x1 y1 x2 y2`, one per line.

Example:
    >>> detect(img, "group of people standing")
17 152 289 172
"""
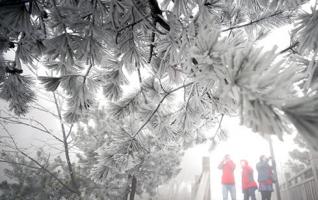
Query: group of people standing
218 154 275 200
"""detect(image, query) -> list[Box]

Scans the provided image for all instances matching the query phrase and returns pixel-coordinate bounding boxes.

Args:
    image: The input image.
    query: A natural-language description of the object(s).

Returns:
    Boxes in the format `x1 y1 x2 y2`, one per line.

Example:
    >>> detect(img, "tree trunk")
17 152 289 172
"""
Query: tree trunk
129 175 137 200
123 175 131 200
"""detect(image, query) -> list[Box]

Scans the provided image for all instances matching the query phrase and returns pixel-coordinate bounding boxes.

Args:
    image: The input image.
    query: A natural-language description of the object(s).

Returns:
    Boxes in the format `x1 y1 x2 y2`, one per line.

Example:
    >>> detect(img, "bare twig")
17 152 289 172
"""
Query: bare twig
158 78 168 94
222 10 285 32
0 115 63 143
30 105 58 118
213 114 224 139
83 62 94 85
0 122 79 195
208 114 225 150
35 138 65 152
66 124 74 140
279 41 299 54
0 159 41 170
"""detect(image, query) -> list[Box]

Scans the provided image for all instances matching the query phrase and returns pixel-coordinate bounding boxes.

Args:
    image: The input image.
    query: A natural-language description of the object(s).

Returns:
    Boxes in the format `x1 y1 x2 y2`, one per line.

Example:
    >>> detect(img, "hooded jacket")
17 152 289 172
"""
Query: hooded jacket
241 161 258 190
256 160 273 185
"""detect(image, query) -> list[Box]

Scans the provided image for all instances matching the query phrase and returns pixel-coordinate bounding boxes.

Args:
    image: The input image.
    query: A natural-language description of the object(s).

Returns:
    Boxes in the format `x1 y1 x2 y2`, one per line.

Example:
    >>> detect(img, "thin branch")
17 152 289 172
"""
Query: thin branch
66 124 74 140
52 92 79 193
213 114 224 139
3 109 53 127
137 68 148 104
82 19 96 86
39 10 47 38
208 114 225 150
137 68 143 84
279 41 299 54
119 17 146 33
30 105 58 118
33 99 59 116
0 116 64 143
222 10 284 32
159 78 168 94
0 122 79 195
36 93 56 104
0 159 41 170
35 138 65 152
132 82 193 138
182 84 195 129
148 25 156 63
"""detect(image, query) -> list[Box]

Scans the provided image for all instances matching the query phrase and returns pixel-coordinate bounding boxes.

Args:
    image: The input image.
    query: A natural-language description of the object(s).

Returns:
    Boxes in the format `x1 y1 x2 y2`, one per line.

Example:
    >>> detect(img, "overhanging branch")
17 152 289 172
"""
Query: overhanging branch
132 82 194 138
222 10 285 32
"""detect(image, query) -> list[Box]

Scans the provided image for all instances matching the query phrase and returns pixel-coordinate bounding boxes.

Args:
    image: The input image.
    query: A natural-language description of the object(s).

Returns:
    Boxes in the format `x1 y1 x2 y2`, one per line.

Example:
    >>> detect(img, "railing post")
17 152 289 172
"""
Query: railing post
202 157 211 200
192 157 211 200
267 136 282 200
309 149 318 186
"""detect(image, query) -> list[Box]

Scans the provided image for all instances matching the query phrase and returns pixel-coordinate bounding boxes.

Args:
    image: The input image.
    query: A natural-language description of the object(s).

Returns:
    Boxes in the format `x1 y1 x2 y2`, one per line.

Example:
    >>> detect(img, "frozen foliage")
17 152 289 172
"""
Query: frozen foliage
73 107 183 199
0 150 78 200
1 0 318 199
293 8 318 53
0 73 35 115
284 134 310 179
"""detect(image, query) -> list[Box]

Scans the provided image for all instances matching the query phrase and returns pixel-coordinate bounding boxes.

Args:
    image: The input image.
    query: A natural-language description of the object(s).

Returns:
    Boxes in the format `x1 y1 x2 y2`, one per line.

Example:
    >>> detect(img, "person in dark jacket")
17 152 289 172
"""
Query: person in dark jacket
241 160 258 200
218 154 236 200
256 155 273 200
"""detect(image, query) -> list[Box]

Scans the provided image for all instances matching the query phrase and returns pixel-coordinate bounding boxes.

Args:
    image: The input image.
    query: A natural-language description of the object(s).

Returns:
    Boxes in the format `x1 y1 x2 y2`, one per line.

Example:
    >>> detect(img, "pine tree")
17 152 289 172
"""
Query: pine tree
0 104 188 199
72 105 185 199
0 150 78 200
2 0 318 199
284 134 311 179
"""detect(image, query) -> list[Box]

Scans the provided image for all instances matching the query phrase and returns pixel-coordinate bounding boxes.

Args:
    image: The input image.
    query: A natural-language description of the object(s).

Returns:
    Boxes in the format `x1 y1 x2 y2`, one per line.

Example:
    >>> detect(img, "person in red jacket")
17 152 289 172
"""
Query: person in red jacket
218 154 236 200
241 160 258 200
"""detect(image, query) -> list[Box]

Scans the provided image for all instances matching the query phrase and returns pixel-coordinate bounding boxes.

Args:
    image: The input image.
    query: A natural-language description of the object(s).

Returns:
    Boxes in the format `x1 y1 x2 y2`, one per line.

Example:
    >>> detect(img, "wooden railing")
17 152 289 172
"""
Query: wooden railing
191 157 211 200
280 167 318 200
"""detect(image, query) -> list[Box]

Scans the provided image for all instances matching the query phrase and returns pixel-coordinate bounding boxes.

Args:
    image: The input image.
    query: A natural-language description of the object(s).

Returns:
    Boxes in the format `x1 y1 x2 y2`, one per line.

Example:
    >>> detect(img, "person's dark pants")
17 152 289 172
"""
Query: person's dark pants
261 191 272 200
243 188 256 200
